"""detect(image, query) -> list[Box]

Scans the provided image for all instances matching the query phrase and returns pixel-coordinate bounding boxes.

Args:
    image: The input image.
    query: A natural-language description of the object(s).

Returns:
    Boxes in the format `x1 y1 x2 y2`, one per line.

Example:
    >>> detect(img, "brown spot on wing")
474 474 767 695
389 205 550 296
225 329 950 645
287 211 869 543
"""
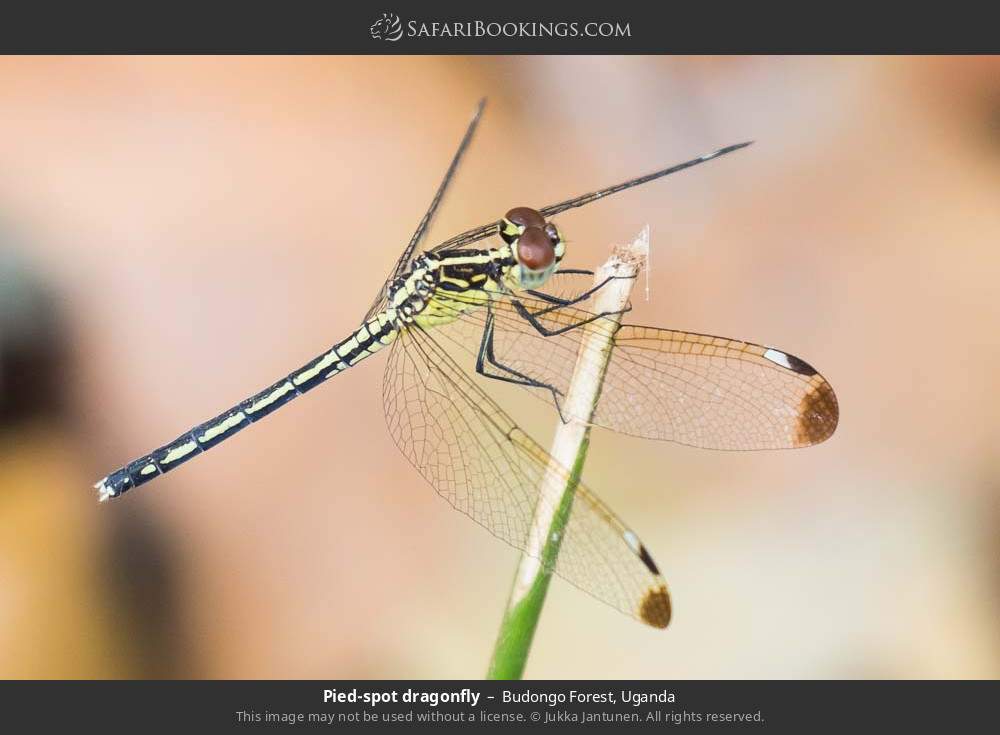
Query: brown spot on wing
640 585 672 629
795 377 839 446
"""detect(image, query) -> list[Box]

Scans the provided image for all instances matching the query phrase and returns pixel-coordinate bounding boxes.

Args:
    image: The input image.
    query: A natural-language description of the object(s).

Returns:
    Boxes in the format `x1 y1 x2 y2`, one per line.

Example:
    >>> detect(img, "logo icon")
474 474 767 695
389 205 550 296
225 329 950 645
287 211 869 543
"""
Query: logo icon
370 13 403 41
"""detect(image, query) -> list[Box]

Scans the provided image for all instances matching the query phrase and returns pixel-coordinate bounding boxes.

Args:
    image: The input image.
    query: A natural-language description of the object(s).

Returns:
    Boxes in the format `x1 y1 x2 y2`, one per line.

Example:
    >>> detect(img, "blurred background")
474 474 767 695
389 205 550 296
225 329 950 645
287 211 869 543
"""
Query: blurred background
0 56 998 679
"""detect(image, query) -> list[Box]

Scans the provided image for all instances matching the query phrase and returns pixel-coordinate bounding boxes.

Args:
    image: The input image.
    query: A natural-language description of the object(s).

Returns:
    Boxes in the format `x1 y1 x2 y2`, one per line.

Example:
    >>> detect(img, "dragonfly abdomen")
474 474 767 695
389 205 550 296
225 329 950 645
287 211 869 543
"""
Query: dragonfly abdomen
95 315 398 501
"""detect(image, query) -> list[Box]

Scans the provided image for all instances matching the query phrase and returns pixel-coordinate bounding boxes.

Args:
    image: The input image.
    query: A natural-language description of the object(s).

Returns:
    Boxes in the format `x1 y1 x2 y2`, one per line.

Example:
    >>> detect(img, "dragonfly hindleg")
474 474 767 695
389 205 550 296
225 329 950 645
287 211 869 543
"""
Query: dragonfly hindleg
474 307 569 422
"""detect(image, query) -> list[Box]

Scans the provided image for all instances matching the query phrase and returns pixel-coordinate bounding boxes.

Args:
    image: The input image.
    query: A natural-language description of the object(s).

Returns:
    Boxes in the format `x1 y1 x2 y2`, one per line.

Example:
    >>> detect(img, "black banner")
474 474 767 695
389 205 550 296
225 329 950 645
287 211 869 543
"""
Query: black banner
0 1 997 53
1 680 996 731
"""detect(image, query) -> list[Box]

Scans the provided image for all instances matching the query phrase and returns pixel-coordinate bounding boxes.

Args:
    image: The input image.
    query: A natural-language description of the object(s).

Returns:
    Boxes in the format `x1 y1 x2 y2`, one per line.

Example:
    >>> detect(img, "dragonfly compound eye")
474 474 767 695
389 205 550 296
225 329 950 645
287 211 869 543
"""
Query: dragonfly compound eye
505 206 546 229
500 206 546 244
516 226 556 271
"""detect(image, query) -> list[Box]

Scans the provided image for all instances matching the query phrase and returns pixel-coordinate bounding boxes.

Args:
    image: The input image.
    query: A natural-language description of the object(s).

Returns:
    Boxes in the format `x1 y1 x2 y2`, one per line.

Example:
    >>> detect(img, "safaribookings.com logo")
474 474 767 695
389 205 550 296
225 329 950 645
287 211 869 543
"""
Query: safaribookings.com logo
370 14 631 42
370 13 404 41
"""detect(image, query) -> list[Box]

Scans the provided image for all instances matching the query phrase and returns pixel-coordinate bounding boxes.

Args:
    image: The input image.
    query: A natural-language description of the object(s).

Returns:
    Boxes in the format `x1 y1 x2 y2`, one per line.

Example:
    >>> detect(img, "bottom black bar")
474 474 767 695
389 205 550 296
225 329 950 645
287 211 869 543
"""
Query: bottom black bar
2 680 995 732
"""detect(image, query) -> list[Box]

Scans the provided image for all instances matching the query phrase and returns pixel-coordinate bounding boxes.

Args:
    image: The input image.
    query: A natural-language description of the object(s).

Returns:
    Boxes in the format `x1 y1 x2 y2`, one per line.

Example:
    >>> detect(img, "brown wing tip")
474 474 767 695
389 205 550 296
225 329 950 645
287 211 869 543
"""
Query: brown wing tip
795 378 839 446
640 585 672 629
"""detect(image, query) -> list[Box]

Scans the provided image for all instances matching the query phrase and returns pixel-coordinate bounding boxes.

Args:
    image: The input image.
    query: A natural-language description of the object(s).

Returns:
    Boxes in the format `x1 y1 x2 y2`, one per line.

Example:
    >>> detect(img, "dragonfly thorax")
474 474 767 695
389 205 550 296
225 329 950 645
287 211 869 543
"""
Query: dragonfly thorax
387 207 570 330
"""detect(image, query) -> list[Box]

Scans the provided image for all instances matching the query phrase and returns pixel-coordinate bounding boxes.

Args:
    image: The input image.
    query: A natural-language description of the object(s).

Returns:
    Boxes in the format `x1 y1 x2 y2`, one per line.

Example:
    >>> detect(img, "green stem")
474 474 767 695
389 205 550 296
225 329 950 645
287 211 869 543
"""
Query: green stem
486 436 591 679
485 228 647 680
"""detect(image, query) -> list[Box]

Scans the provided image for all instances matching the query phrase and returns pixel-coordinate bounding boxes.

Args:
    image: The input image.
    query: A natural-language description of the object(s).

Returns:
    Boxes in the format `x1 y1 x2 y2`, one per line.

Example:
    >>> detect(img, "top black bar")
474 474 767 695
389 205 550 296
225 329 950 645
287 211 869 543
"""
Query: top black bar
2 1 999 54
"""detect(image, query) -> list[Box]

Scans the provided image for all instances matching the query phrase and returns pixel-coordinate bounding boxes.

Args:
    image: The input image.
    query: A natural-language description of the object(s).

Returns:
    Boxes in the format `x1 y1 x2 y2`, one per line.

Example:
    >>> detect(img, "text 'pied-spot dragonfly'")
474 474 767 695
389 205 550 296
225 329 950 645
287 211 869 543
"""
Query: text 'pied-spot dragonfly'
96 100 838 629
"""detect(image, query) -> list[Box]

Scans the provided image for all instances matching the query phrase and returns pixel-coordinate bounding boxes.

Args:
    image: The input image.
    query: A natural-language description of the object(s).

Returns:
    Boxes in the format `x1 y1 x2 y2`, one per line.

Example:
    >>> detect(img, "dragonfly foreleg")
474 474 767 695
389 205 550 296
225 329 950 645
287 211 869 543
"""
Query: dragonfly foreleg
523 271 625 313
524 269 596 306
474 307 569 422
509 288 631 338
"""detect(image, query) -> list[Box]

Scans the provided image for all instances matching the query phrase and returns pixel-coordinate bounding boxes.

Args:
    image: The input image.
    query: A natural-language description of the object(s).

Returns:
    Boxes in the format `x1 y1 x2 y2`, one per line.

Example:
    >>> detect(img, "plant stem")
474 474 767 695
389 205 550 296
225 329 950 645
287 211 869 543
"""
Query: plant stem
486 227 649 680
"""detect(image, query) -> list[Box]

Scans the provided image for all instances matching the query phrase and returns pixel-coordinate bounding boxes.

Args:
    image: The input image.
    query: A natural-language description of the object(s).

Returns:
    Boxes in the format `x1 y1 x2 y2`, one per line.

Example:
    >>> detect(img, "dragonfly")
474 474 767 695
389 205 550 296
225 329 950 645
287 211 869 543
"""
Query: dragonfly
95 99 838 629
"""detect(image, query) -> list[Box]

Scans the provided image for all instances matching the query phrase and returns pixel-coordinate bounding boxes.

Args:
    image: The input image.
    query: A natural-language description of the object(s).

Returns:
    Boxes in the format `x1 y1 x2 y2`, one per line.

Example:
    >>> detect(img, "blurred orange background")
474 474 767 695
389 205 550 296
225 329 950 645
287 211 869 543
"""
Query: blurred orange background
0 56 998 679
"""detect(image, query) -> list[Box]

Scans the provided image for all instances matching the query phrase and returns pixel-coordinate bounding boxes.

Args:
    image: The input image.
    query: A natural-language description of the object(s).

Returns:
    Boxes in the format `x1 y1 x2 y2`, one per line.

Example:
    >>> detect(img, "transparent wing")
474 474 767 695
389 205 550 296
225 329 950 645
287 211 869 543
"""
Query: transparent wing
425 289 839 450
427 219 500 255
428 142 752 257
364 99 487 321
384 325 671 628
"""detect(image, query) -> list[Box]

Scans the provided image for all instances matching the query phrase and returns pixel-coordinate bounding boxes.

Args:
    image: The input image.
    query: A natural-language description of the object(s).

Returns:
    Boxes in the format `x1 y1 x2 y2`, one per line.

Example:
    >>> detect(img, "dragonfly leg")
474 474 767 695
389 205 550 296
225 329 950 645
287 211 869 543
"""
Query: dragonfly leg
510 290 631 338
525 270 594 305
524 272 614 309
474 308 569 421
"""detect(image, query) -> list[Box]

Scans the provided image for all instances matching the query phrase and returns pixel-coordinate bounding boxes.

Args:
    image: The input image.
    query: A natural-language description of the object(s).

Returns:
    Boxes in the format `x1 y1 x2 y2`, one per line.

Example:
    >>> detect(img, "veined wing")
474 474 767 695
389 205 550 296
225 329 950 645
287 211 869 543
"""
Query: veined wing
384 324 671 628
428 142 752 256
426 289 839 451
363 99 487 321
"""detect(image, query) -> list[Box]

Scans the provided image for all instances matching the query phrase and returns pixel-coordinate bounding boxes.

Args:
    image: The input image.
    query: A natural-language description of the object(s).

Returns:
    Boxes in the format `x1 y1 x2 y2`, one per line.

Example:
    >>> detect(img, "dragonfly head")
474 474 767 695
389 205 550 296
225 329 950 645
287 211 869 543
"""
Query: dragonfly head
500 207 565 289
